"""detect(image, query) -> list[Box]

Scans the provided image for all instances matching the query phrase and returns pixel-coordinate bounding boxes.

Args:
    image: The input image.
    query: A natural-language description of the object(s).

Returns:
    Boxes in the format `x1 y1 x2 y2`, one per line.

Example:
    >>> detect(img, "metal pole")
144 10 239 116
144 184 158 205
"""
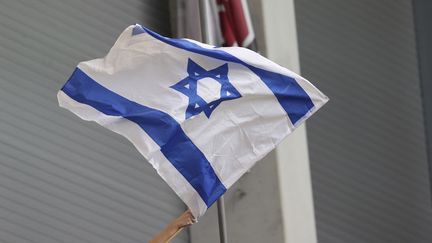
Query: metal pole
198 1 228 242
198 0 209 43
217 196 228 243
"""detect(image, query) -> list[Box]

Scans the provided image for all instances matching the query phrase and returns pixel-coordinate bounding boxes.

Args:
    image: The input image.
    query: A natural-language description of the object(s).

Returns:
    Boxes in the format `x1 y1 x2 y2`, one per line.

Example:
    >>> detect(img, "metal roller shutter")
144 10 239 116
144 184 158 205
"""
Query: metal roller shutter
0 0 188 242
295 0 432 243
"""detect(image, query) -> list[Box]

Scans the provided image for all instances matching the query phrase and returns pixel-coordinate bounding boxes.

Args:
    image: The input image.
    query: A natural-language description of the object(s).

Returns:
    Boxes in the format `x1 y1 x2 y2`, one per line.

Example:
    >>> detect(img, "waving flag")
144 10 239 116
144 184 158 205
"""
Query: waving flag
57 24 328 218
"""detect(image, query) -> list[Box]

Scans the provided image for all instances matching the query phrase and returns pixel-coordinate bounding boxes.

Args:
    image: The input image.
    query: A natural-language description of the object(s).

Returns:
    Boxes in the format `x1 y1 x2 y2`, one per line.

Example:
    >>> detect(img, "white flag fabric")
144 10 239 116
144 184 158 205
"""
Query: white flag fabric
57 24 328 218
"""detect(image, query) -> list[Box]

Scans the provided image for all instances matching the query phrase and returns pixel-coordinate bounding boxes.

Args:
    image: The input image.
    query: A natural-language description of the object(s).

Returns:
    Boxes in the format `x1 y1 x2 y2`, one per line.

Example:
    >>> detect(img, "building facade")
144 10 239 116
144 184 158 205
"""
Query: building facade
0 1 431 243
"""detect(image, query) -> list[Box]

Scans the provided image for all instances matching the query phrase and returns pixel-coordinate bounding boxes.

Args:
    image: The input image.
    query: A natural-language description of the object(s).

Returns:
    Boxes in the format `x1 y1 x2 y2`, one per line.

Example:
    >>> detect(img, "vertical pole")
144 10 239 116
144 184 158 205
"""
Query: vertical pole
261 0 318 242
198 1 228 243
198 0 209 43
217 196 228 243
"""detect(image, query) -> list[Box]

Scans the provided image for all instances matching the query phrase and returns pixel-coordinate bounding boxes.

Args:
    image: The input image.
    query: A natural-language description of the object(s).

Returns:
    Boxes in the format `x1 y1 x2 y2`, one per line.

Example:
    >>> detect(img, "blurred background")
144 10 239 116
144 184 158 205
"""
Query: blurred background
0 0 431 243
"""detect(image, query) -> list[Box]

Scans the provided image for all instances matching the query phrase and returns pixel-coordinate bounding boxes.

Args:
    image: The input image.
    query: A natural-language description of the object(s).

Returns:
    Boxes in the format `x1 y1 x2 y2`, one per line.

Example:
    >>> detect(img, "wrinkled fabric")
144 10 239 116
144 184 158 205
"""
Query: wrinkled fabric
58 24 328 218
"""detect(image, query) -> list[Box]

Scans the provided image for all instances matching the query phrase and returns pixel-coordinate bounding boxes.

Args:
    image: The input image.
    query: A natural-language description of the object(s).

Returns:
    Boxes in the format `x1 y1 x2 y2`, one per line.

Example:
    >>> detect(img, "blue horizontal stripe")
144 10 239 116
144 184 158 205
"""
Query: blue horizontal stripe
61 68 226 207
135 25 314 125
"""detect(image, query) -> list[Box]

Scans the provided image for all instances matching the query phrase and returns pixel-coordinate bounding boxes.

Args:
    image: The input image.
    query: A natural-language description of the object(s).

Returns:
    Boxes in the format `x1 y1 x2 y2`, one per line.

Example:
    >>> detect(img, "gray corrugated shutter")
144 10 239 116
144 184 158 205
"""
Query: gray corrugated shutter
0 1 188 243
295 0 432 243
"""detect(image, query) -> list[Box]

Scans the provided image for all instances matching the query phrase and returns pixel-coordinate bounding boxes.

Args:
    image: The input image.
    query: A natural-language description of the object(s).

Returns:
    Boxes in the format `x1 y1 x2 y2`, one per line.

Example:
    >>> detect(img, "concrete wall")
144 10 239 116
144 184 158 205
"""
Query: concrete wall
190 1 317 242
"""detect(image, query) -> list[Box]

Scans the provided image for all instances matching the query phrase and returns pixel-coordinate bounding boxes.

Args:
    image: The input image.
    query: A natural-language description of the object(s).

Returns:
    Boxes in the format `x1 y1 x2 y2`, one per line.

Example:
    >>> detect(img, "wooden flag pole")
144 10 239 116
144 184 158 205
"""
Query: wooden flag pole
149 209 196 243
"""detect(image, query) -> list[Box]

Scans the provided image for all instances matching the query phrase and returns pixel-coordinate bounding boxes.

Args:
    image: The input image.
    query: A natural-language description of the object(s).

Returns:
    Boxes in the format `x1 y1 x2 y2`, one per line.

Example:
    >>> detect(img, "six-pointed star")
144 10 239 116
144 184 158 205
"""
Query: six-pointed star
171 58 242 119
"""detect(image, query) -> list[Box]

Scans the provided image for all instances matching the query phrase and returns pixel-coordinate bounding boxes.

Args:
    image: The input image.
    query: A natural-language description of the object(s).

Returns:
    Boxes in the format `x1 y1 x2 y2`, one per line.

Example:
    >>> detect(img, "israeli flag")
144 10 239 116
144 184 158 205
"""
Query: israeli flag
57 24 328 218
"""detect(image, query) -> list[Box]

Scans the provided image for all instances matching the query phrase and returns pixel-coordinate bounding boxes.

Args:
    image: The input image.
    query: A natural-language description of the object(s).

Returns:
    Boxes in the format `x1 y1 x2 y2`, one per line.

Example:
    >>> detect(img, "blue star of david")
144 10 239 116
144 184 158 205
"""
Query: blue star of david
171 58 242 119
